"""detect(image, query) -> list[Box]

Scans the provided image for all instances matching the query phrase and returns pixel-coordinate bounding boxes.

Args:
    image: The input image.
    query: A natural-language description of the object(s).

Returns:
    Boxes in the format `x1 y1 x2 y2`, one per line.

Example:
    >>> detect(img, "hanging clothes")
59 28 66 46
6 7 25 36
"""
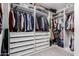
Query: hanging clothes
12 9 15 30
57 19 61 30
70 13 74 32
67 14 71 30
17 11 21 32
66 14 72 30
1 29 9 56
0 4 2 33
36 16 42 31
65 14 70 30
69 34 74 51
41 16 45 31
47 17 51 29
13 10 18 32
53 19 57 28
30 14 34 31
20 13 25 31
24 13 26 32
36 15 49 31
44 17 49 31
9 9 14 32
25 13 30 32
25 13 34 32
65 13 74 32
35 16 39 31
29 14 32 31
8 7 34 32
26 14 30 31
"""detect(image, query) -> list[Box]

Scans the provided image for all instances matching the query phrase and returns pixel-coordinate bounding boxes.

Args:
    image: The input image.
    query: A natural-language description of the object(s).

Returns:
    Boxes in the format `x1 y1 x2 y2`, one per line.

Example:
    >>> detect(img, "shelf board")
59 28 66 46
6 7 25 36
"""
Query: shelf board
10 32 34 38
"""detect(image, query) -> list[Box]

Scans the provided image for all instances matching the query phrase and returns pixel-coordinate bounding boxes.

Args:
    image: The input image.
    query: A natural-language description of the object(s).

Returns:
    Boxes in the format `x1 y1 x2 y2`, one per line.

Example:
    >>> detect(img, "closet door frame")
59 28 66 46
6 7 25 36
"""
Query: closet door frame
1 3 10 55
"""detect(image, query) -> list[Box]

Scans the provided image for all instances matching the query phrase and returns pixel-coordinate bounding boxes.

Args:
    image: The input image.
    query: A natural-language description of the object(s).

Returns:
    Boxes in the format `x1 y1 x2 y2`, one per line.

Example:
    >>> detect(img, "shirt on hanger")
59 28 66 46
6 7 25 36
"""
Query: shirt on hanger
30 14 34 31
35 16 40 31
17 11 21 32
21 13 25 31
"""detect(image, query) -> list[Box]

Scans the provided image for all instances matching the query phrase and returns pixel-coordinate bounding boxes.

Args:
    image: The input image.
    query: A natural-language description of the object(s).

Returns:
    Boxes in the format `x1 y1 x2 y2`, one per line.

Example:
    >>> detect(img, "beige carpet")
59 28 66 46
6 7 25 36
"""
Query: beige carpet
31 45 74 56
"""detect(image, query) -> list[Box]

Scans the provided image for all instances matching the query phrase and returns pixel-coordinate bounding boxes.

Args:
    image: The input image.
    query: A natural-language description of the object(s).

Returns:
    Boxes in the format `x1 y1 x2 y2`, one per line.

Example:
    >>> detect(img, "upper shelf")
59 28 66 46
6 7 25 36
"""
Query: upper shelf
36 10 48 17
12 4 34 13
12 4 48 17
53 13 63 19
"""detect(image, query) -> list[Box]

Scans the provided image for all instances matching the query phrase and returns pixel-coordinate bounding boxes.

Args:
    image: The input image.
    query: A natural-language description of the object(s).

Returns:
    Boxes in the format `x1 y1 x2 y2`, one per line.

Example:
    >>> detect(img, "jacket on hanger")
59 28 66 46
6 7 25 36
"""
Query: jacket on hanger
35 16 39 31
21 13 25 31
17 11 21 32
25 13 34 32
25 13 30 32
36 16 49 31
44 17 49 31
9 9 13 32
70 13 74 32
13 10 18 32
41 16 45 31
36 16 42 31
30 14 34 31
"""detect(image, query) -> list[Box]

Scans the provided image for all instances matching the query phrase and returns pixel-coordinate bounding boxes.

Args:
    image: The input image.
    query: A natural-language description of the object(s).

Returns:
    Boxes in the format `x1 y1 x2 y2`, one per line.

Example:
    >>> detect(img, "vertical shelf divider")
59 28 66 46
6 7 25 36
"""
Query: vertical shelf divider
34 5 36 52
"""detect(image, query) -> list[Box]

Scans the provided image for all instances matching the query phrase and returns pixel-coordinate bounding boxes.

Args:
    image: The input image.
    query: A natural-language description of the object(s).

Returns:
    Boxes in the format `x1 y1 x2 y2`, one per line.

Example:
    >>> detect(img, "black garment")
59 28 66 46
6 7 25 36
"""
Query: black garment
57 38 64 47
69 37 74 51
13 10 18 32
1 29 9 56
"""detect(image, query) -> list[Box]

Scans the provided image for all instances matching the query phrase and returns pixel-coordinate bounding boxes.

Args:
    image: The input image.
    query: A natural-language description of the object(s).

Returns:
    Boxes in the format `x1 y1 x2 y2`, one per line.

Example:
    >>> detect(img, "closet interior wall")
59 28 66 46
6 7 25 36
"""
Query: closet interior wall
9 3 50 56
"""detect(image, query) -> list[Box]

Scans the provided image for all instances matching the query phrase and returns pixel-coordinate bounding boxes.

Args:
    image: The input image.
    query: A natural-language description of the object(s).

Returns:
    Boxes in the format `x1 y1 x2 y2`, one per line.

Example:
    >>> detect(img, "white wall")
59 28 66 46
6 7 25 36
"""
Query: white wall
74 3 79 56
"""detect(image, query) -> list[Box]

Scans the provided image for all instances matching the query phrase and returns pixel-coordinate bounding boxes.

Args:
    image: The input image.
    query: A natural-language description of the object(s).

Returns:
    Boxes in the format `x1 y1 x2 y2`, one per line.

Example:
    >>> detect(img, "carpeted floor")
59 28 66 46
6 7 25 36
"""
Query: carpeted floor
31 45 74 56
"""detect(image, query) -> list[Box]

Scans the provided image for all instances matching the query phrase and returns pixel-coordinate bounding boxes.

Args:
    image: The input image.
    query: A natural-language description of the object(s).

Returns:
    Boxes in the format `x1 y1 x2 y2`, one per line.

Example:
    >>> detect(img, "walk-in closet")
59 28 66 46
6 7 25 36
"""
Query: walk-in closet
0 3 74 56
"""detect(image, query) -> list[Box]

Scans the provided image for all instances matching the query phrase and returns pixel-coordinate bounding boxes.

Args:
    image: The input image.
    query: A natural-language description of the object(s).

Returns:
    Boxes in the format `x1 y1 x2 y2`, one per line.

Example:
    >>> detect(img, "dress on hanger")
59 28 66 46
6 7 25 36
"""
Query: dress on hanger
9 9 14 32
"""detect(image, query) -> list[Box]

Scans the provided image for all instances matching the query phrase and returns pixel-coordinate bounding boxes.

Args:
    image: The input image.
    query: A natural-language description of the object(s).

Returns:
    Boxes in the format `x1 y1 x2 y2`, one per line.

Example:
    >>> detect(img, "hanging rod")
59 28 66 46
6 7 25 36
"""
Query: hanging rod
11 4 48 17
12 4 34 14
36 10 48 17
53 14 63 19
66 10 74 15
13 7 33 15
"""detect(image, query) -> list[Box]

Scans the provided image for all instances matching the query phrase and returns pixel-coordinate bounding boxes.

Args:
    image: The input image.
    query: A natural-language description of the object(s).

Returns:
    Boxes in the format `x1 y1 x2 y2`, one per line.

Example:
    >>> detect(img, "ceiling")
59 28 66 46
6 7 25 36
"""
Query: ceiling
39 3 74 11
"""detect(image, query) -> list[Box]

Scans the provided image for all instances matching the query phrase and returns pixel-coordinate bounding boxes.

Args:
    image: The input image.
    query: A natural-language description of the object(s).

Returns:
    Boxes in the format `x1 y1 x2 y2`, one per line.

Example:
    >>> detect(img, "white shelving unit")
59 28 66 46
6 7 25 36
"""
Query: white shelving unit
9 4 50 56
51 5 74 52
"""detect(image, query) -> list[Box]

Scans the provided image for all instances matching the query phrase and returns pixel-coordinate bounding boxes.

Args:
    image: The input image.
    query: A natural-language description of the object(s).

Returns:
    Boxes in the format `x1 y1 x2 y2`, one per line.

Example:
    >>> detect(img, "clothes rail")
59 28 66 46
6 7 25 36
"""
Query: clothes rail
53 13 63 19
36 10 48 17
12 4 48 17
66 9 74 15
12 8 33 15
12 4 34 14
